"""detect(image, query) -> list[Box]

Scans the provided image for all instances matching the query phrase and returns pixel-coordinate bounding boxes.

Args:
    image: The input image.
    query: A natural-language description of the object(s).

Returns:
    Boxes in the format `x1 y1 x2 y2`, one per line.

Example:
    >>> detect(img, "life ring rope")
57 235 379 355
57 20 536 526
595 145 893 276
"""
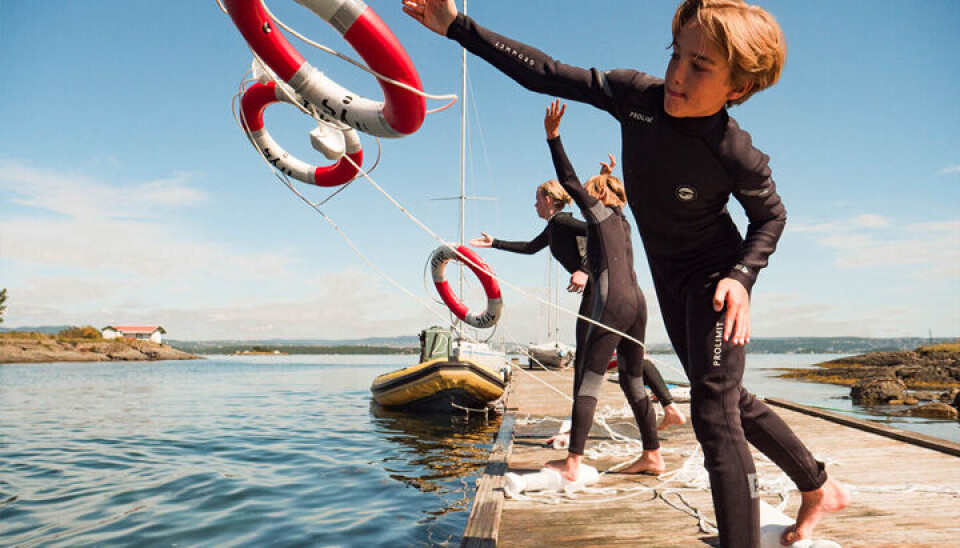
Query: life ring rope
222 0 453 137
246 1 458 115
240 81 364 187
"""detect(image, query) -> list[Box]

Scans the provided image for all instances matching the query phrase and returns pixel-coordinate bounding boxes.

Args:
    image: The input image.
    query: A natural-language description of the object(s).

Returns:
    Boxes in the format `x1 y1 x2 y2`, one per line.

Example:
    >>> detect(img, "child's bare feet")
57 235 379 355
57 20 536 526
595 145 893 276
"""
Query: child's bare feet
618 450 665 475
780 477 850 545
545 453 582 482
658 403 687 430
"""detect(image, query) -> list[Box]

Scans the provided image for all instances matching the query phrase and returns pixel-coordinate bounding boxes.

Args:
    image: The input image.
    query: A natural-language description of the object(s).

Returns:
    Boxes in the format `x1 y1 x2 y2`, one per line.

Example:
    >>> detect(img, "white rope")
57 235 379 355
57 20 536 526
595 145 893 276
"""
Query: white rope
215 1 696 384
339 153 657 359
231 82 497 348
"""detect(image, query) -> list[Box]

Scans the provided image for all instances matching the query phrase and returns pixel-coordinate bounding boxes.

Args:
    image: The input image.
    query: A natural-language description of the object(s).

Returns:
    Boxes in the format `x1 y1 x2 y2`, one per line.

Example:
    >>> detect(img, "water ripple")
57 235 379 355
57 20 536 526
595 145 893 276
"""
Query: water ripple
0 358 497 547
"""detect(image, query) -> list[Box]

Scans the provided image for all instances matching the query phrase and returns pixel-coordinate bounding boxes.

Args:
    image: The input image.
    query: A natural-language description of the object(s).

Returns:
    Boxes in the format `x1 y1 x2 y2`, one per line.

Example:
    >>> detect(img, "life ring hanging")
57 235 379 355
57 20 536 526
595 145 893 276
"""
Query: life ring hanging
241 81 362 187
430 245 503 329
223 0 425 138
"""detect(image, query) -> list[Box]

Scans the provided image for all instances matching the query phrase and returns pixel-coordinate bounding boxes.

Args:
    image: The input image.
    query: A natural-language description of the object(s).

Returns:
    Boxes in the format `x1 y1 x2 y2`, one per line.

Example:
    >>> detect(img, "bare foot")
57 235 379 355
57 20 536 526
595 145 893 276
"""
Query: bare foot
544 455 581 482
618 451 665 476
658 404 687 431
780 477 850 545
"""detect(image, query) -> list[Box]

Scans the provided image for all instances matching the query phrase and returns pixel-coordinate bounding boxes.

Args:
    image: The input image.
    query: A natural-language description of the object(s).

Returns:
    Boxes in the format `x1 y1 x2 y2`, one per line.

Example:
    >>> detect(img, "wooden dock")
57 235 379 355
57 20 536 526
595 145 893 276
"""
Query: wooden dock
462 368 960 547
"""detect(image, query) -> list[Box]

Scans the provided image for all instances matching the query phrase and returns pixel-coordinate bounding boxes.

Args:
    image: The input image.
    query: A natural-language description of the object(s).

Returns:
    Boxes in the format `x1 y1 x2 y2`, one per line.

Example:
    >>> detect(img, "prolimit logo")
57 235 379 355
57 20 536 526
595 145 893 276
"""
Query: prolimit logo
712 321 724 367
747 473 760 498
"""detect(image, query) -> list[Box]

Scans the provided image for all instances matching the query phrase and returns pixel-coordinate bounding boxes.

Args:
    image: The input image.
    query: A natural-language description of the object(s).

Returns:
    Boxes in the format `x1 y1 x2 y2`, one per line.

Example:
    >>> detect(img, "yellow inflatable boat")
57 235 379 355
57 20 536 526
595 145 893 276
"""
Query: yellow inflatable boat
370 326 510 412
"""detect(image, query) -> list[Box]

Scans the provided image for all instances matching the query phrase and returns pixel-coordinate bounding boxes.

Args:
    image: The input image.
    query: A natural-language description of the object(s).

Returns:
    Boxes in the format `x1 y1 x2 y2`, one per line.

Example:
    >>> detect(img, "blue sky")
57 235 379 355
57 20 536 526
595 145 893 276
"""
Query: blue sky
1 1 957 344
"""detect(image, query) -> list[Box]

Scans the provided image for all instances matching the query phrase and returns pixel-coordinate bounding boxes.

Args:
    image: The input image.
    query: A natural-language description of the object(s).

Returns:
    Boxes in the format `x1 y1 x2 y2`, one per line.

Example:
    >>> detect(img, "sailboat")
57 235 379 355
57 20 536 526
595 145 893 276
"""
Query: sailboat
526 255 575 369
370 1 511 413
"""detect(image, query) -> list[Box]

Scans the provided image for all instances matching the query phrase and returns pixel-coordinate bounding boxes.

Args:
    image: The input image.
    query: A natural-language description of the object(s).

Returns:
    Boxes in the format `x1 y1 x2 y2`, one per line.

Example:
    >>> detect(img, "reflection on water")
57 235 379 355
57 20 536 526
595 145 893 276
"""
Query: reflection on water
370 404 499 518
0 357 500 548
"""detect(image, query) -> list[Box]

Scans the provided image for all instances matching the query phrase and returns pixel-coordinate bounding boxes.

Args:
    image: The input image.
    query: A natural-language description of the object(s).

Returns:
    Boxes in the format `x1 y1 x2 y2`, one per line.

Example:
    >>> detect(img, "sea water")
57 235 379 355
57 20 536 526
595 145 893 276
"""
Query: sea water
1 353 956 547
651 352 960 444
0 355 498 547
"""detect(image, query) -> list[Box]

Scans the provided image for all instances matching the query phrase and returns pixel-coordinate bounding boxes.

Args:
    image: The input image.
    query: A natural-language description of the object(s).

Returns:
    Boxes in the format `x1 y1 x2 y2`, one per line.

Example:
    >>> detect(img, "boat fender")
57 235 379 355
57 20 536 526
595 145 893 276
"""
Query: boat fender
504 464 599 497
430 245 503 329
544 419 572 449
241 81 363 187
224 0 425 138
759 499 841 548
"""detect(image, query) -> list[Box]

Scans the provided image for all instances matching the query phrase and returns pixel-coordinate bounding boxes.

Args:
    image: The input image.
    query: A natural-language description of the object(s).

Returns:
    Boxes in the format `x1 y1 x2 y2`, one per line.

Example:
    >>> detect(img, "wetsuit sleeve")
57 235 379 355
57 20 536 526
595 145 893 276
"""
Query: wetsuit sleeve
723 131 787 291
546 137 598 217
446 14 630 118
550 213 589 272
491 226 549 255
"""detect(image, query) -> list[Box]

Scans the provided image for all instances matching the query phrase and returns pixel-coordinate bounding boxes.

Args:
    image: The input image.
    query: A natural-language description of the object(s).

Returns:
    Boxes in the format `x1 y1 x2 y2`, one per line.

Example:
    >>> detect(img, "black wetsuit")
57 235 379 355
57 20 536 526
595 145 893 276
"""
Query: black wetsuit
492 212 594 367
548 136 656 456
447 15 826 548
492 213 676 410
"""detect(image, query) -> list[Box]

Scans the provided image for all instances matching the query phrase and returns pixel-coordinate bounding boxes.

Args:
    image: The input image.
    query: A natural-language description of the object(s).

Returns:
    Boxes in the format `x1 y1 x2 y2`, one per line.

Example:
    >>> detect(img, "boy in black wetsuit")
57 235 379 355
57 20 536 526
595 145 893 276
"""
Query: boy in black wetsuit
402 0 850 545
541 99 664 479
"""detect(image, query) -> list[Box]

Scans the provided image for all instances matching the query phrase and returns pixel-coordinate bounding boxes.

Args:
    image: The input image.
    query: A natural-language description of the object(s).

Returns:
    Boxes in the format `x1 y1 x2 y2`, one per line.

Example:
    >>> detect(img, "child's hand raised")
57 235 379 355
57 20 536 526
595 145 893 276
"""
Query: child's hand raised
544 99 565 139
600 154 616 175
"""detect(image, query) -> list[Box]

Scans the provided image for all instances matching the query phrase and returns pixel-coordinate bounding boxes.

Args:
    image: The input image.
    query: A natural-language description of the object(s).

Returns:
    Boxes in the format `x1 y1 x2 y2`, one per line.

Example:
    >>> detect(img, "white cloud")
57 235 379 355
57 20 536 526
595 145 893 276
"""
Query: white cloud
936 165 960 176
790 214 891 234
13 276 122 306
791 214 959 279
0 160 295 279
0 160 206 220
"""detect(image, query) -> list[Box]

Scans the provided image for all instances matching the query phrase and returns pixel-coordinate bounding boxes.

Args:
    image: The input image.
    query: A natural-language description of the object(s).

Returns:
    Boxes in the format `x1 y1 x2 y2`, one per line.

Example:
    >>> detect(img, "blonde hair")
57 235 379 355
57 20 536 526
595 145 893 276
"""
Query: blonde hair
585 174 626 207
537 179 573 207
672 0 786 106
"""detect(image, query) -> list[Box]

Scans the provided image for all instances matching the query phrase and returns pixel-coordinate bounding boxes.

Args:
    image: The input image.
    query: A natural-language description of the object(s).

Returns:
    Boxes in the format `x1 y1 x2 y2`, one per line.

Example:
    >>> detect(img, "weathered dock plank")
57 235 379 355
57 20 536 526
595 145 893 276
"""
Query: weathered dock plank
480 368 960 548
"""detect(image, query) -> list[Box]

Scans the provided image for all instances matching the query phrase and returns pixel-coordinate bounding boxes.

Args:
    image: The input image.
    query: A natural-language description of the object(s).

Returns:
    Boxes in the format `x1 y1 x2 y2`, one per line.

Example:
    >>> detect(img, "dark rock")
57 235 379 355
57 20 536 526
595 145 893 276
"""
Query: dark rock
851 377 906 405
898 402 959 419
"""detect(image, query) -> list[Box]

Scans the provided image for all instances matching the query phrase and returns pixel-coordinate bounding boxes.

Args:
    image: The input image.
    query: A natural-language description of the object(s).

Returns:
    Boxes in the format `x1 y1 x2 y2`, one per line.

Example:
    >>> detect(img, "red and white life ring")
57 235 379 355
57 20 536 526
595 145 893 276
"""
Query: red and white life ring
430 245 503 329
224 0 425 138
241 81 362 187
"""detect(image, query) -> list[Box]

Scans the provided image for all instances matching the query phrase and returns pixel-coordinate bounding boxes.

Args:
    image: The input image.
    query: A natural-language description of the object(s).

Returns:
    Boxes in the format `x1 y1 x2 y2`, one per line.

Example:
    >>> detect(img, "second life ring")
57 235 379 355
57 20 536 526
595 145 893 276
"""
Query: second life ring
241 81 363 187
430 245 503 329
224 0 425 138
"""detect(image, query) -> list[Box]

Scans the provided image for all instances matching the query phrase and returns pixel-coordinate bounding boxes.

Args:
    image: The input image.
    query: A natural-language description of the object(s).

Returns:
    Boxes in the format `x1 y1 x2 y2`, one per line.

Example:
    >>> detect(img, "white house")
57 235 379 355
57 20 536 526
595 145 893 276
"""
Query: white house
101 325 166 344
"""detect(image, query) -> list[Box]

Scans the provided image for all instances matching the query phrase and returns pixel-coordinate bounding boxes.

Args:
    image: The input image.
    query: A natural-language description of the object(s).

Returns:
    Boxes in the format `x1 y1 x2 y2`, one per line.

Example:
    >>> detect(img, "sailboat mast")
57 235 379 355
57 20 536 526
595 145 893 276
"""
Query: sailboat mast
458 0 468 296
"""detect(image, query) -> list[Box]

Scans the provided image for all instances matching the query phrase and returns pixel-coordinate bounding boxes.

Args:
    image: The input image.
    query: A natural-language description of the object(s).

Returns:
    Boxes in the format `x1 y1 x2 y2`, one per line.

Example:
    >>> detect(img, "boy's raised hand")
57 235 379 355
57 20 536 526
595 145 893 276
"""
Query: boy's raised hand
544 99 565 139
401 0 457 36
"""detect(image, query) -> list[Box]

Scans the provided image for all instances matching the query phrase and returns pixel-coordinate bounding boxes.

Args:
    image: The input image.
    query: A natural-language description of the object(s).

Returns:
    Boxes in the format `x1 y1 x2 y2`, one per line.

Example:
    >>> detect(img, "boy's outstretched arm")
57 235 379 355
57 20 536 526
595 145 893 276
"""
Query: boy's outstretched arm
402 0 624 117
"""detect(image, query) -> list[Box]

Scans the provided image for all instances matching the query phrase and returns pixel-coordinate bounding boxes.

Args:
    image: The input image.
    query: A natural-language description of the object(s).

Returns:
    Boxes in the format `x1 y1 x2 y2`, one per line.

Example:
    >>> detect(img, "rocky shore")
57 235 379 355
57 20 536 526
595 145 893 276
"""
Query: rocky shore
780 343 960 420
0 335 199 364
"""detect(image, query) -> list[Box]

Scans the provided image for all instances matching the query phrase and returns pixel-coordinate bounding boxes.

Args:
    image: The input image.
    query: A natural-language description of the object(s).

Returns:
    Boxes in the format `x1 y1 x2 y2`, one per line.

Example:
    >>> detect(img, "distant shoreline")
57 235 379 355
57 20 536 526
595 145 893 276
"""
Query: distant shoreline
0 333 199 364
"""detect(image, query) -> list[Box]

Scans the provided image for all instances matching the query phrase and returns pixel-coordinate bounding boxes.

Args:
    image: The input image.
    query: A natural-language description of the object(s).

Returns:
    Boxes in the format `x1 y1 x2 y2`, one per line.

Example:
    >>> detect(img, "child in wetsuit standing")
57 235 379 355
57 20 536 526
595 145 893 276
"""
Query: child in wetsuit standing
540 99 664 480
402 0 850 545
469 172 687 432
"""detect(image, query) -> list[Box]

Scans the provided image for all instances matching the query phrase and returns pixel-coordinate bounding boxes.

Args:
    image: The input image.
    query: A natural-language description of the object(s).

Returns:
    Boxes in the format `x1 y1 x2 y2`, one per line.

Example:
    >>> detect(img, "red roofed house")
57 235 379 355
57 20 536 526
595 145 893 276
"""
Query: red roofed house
101 325 166 344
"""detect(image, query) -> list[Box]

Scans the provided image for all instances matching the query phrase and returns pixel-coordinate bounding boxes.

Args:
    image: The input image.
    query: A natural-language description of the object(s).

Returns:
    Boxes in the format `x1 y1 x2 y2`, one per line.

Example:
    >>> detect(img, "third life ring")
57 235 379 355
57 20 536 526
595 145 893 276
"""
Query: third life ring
224 0 426 138
430 245 503 329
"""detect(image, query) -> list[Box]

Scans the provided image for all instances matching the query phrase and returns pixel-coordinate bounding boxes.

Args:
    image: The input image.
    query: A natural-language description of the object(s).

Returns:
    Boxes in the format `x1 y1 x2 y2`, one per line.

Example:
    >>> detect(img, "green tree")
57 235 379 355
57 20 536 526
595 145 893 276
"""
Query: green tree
0 288 7 325
58 326 102 340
